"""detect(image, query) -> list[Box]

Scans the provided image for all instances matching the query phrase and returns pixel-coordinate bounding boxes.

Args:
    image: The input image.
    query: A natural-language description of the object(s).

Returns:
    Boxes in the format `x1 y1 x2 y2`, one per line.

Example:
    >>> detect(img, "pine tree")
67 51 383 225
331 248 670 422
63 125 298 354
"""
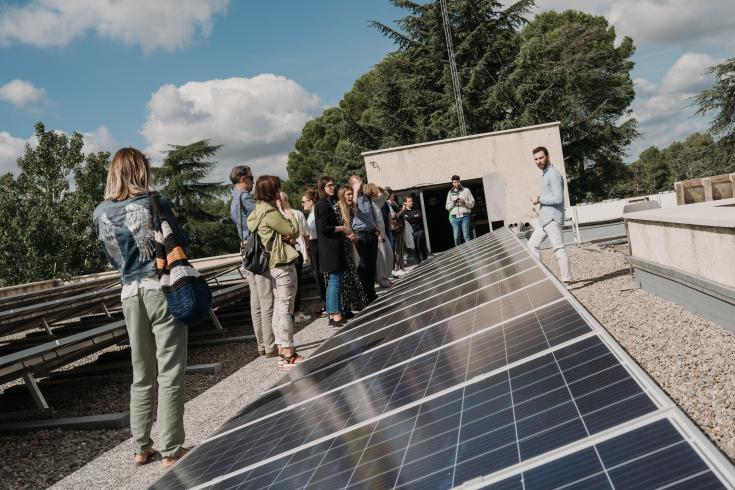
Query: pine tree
154 140 228 223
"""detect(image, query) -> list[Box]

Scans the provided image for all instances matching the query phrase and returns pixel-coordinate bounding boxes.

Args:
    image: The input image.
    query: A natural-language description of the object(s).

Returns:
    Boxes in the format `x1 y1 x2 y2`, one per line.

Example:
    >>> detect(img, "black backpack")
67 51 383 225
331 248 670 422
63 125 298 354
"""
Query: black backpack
241 229 269 275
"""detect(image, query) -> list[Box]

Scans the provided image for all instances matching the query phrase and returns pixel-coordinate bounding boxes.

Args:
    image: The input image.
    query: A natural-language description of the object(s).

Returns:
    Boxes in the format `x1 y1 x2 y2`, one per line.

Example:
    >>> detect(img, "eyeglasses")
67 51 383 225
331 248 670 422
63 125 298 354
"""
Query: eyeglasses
325 183 335 188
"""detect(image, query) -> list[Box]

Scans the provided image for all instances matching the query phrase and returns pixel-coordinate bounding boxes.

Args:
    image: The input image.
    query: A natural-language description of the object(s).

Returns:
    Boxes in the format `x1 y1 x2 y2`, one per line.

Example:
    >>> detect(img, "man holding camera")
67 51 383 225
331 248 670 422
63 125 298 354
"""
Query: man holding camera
445 174 475 246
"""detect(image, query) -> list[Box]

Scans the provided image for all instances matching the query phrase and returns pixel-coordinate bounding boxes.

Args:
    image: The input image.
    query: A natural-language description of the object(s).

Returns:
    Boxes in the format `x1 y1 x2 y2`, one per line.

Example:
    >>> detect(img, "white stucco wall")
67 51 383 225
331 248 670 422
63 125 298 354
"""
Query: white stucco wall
362 122 569 224
627 221 735 289
625 198 735 289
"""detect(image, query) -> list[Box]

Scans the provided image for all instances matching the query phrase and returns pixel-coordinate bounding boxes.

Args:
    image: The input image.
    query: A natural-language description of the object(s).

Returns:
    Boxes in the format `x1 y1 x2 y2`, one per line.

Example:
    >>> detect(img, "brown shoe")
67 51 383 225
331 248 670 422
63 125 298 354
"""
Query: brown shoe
264 350 279 358
133 447 158 466
162 447 190 469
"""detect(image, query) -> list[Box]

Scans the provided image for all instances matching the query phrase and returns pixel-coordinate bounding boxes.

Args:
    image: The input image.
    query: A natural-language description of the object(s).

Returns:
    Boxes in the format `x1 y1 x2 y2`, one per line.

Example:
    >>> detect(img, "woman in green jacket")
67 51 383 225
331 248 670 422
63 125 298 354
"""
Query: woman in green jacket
247 175 302 369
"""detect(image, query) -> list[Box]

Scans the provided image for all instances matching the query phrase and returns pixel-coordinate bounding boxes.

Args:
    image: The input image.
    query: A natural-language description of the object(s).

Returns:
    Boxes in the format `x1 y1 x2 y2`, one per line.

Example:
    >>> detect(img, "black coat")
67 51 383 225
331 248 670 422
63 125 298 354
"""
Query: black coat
314 198 346 273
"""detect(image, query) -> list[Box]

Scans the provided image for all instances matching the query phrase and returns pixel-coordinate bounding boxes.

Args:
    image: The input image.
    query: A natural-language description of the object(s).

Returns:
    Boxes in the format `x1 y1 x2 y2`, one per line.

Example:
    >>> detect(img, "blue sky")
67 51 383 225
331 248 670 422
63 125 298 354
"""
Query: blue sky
1 0 733 180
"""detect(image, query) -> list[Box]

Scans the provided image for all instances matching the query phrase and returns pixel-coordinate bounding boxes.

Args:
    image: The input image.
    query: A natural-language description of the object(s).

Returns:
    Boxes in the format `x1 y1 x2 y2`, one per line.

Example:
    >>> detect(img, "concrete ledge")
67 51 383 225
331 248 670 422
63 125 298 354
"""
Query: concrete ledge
47 362 224 380
188 335 255 348
185 363 222 375
0 408 54 423
632 256 735 332
0 412 129 433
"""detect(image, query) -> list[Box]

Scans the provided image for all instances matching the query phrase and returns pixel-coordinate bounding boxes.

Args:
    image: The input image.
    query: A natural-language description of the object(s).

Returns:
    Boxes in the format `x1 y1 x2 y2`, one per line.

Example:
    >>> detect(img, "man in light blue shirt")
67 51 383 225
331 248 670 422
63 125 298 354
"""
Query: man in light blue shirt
527 146 573 284
230 166 256 241
229 165 275 357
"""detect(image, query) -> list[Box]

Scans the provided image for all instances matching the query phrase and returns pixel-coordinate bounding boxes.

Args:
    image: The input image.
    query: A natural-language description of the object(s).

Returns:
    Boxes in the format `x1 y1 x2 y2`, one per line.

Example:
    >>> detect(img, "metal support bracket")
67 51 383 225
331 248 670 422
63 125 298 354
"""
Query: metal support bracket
23 373 50 410
209 308 224 331
41 317 53 336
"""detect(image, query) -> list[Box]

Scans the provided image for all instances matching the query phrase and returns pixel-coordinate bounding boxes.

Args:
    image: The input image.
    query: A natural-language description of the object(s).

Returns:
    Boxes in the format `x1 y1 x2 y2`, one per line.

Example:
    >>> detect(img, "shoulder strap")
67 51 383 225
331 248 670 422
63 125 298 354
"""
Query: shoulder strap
148 192 163 226
238 192 246 239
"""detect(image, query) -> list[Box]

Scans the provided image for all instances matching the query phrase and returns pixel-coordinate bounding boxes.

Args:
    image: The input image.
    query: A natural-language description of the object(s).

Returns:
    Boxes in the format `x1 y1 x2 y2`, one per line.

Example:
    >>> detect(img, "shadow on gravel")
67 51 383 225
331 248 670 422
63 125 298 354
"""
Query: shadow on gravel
567 267 631 290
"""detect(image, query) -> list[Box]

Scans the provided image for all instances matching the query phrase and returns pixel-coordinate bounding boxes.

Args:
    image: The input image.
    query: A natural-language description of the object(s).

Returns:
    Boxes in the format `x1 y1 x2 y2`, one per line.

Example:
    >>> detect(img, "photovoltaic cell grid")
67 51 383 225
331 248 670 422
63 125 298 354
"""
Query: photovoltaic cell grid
149 228 735 490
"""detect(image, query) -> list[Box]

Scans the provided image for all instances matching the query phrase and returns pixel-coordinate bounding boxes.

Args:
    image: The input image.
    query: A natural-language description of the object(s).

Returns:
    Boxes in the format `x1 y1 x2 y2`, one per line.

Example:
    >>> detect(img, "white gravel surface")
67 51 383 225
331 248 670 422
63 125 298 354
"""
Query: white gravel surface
47 313 334 490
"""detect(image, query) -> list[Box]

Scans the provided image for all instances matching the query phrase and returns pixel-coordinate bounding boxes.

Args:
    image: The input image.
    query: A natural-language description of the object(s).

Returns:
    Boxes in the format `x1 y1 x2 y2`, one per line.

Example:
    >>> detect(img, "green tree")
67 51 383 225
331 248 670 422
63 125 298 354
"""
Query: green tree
185 198 240 259
286 0 531 193
152 140 241 259
0 122 110 286
627 147 670 194
695 58 735 140
286 4 637 204
154 140 227 223
495 10 637 202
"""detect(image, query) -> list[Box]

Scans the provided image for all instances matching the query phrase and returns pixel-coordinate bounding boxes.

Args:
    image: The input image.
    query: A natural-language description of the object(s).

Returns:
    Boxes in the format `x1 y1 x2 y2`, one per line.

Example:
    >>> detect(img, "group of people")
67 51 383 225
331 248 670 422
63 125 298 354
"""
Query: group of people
233 170 437 362
91 143 571 470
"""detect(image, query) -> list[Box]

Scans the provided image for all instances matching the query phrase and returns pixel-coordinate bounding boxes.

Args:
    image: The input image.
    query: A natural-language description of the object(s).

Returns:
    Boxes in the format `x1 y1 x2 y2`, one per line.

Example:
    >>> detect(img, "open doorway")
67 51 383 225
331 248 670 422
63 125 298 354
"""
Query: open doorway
419 179 490 253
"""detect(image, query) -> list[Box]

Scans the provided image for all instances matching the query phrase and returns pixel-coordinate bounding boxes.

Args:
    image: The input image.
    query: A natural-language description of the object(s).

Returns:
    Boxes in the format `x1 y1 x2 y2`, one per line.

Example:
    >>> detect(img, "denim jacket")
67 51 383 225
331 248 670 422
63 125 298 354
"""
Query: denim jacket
93 194 188 285
230 188 256 241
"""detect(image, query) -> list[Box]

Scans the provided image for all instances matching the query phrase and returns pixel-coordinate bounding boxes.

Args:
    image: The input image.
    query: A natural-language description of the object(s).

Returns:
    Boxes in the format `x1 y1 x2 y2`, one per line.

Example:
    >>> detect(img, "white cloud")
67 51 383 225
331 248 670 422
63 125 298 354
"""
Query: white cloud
634 78 657 98
0 132 32 174
140 74 324 180
661 52 720 94
81 126 117 154
0 79 46 108
627 52 718 159
0 0 228 53
0 126 116 175
537 0 735 49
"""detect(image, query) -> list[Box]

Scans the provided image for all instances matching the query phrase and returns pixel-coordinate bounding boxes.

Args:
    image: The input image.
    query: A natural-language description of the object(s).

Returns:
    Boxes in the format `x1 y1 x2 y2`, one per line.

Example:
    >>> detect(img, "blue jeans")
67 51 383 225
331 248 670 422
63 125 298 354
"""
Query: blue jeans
326 272 343 314
386 229 396 254
450 215 471 246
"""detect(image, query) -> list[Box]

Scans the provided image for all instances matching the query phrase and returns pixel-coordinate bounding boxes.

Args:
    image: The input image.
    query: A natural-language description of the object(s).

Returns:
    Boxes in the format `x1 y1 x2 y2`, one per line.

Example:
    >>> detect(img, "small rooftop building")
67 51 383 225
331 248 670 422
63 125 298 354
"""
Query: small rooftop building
362 122 569 252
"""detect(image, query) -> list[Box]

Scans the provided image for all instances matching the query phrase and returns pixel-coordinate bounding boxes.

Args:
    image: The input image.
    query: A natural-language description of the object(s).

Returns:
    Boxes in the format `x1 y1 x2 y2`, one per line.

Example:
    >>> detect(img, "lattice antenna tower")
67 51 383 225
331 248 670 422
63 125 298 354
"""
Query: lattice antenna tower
440 0 467 137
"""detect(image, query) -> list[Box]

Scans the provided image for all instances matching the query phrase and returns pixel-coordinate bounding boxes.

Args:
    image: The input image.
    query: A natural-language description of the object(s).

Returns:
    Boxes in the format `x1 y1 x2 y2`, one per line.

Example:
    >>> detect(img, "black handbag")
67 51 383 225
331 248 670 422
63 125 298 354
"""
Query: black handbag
239 194 270 275
148 193 212 327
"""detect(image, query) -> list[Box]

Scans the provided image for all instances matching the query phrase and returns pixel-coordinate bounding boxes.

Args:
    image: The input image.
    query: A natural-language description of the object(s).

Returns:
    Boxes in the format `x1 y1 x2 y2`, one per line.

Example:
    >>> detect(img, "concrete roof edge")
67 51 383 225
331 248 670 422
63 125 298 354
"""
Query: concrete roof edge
360 122 562 157
623 198 735 228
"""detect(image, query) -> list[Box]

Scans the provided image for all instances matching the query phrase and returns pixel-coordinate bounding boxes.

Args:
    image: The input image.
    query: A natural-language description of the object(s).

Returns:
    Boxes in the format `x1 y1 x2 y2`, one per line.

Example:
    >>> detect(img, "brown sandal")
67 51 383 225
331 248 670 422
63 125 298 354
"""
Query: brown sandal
133 447 158 466
162 447 190 469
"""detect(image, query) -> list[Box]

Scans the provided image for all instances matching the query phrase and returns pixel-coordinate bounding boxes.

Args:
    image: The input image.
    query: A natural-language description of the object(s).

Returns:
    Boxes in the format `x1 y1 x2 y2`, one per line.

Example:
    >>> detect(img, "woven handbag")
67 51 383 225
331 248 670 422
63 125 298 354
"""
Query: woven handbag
148 194 212 327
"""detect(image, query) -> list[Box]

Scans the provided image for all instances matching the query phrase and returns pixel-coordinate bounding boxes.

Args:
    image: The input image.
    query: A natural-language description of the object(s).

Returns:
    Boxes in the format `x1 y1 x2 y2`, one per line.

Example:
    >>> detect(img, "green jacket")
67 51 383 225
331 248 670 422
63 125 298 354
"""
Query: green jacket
247 201 299 268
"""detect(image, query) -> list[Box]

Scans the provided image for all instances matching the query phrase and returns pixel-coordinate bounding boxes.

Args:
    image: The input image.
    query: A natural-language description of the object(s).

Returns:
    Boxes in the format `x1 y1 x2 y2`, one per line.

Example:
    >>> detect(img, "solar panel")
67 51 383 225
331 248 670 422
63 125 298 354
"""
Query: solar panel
149 227 735 489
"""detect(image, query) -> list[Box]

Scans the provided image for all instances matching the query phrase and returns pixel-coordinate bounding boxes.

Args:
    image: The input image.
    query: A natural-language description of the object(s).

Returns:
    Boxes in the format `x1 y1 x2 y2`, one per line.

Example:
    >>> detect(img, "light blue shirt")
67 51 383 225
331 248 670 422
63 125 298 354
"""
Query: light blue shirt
352 195 376 232
230 188 256 240
538 164 565 227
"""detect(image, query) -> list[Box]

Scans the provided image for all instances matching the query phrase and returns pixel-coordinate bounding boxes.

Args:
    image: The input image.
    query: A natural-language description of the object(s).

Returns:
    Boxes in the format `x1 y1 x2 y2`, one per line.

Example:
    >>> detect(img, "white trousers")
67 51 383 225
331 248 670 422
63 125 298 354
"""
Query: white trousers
528 220 572 282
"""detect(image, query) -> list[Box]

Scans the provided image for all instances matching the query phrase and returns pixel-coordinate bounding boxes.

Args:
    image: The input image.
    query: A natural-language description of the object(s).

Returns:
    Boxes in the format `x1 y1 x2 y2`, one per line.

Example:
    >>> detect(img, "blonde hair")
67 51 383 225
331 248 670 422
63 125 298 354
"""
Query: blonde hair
105 148 151 200
363 182 380 198
338 187 355 234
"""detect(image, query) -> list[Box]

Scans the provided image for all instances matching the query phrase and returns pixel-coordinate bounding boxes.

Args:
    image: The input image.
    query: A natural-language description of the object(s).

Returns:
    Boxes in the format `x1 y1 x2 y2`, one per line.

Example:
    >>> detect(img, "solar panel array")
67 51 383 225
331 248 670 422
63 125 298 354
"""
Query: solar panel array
150 227 735 490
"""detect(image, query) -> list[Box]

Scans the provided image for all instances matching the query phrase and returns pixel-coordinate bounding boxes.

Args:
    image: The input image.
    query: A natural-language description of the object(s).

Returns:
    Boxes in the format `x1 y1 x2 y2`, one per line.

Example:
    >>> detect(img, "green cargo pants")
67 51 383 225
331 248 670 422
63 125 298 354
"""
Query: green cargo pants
122 289 187 458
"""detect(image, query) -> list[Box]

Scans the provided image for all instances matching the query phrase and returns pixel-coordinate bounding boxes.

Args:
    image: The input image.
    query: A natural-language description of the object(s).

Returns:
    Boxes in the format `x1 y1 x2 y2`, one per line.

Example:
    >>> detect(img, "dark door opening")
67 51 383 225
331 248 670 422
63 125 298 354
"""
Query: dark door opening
421 179 490 253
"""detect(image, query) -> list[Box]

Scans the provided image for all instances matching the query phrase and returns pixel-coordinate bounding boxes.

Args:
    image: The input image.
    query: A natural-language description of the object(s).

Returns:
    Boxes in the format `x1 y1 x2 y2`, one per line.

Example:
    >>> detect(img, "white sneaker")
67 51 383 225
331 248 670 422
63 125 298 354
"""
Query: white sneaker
294 312 312 323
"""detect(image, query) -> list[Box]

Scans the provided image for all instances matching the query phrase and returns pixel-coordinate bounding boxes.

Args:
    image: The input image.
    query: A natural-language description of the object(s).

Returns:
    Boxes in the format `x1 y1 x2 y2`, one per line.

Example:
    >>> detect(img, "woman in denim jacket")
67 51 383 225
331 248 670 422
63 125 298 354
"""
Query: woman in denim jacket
92 148 189 468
